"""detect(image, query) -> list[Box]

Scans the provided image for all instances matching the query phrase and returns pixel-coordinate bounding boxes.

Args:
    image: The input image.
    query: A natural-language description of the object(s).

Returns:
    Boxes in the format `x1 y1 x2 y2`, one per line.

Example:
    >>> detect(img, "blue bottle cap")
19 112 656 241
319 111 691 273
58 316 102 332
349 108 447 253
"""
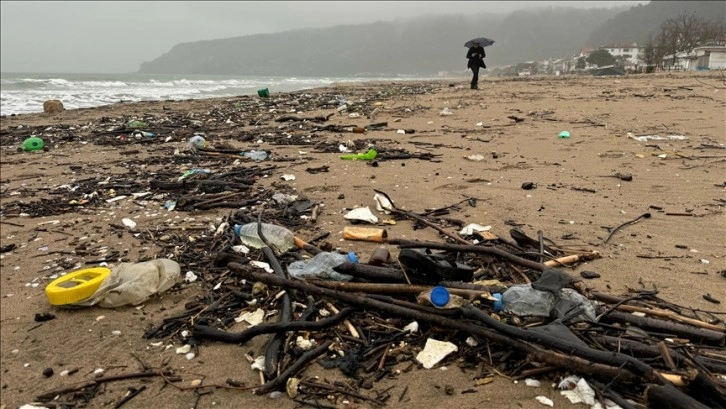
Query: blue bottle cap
346 252 359 263
233 224 241 236
492 293 503 312
430 286 450 308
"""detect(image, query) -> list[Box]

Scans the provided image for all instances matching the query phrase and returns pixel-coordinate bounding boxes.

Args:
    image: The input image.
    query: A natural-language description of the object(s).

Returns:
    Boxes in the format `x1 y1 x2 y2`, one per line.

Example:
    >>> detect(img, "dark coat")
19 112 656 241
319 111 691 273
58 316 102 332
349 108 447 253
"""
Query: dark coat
467 46 486 69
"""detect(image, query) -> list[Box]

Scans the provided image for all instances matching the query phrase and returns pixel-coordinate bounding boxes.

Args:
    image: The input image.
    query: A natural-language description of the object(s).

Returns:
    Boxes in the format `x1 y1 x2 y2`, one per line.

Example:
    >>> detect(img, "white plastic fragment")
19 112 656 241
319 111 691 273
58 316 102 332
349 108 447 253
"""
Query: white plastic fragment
373 193 394 213
558 375 581 389
627 132 687 142
459 223 492 235
344 207 378 224
121 218 136 229
251 356 266 371
403 321 419 333
231 245 250 254
235 308 265 326
176 344 192 354
535 396 554 407
281 174 296 181
184 271 198 283
415 338 458 369
185 352 196 360
525 378 541 387
250 260 273 273
560 377 596 405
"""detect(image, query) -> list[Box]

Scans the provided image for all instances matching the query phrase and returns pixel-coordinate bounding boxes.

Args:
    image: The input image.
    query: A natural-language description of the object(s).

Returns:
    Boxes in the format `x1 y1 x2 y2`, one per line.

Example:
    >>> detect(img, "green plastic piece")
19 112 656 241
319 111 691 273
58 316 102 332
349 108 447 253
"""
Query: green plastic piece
22 136 45 151
340 149 377 161
559 130 571 138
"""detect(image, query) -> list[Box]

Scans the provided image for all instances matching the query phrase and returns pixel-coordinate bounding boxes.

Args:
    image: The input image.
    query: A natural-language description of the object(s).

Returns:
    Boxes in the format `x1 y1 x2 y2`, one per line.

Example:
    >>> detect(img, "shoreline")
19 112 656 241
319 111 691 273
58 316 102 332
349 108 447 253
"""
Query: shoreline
1 70 710 122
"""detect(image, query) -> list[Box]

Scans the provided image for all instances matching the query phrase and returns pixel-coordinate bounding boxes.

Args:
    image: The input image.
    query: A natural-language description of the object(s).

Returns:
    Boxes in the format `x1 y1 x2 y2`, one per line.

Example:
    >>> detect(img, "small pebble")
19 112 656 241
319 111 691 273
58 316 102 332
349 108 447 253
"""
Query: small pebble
580 271 601 279
42 368 54 377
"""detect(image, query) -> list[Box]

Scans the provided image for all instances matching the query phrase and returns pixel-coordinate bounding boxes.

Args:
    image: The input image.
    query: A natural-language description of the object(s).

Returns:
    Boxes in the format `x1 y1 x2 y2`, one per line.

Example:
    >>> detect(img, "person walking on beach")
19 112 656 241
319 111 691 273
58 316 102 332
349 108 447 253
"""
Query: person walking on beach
467 42 486 89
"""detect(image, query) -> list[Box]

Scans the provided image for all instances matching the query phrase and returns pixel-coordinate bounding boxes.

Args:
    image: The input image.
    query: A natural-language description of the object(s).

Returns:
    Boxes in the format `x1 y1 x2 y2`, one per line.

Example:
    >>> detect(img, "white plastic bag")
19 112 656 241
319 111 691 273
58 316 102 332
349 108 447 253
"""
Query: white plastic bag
75 259 180 308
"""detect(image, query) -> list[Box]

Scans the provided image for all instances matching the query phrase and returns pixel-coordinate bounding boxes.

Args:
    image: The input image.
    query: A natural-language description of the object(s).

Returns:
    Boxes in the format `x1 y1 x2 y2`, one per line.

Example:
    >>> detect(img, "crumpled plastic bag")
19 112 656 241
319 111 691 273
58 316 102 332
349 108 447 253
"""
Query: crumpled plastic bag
74 259 180 308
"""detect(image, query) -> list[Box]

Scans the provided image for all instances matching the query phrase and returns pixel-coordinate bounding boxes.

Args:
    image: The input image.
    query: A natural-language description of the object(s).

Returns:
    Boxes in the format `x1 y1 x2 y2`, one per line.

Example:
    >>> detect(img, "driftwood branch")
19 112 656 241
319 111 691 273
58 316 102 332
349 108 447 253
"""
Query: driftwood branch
36 370 177 401
193 307 355 343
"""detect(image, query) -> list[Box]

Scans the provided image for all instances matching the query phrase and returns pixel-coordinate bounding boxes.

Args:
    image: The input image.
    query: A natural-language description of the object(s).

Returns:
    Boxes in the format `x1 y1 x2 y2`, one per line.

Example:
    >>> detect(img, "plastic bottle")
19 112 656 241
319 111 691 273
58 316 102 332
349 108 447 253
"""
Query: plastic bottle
495 284 556 317
287 251 359 281
417 286 465 309
493 285 596 322
21 136 45 151
242 151 268 161
188 134 208 150
234 223 296 253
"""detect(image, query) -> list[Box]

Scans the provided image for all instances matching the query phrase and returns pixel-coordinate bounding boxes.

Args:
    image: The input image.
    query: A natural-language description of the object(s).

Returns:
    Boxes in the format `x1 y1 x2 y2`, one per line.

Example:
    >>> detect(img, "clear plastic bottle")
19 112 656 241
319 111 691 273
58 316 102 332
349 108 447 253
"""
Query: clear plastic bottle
242 151 268 161
493 284 596 322
287 251 358 281
496 284 556 317
234 223 295 253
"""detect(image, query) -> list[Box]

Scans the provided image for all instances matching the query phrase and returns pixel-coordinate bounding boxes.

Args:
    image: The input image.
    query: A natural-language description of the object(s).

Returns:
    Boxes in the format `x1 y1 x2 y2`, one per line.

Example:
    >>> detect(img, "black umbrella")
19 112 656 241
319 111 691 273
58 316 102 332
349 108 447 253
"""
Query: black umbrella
465 37 495 48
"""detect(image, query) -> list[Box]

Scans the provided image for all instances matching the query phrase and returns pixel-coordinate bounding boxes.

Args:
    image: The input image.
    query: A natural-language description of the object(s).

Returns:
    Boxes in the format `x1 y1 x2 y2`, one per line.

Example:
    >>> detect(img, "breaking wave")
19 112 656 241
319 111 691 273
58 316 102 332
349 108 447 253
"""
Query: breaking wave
0 73 345 115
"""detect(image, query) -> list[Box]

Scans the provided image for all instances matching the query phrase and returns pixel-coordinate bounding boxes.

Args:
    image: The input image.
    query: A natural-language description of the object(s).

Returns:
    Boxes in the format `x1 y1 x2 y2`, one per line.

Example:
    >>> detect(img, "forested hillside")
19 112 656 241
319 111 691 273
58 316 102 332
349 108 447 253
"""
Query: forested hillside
138 1 721 76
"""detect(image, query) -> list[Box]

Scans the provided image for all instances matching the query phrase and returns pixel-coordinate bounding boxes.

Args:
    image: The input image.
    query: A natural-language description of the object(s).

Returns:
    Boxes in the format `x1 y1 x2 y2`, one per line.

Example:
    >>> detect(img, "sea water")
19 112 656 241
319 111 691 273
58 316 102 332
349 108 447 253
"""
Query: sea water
0 72 414 115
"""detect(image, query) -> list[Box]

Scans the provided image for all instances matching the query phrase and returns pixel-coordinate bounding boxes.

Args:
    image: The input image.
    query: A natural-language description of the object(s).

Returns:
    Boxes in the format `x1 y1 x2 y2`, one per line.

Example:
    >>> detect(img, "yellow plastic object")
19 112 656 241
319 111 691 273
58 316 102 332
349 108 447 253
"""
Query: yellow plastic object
45 267 111 306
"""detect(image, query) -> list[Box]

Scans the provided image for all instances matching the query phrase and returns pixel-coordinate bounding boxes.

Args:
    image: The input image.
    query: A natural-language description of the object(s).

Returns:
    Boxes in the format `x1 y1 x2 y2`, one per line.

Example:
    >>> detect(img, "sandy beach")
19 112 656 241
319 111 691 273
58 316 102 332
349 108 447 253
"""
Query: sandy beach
1 72 725 409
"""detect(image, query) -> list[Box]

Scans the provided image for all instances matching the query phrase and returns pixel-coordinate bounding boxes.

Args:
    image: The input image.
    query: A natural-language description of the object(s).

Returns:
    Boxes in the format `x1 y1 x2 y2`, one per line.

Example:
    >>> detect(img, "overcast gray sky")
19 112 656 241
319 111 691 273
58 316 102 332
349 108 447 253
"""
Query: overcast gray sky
1 1 648 74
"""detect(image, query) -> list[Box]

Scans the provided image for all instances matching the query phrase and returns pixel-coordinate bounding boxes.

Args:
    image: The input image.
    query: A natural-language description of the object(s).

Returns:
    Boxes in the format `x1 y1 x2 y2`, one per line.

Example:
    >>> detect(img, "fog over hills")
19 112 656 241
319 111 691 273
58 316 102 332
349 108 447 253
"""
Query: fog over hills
137 1 722 77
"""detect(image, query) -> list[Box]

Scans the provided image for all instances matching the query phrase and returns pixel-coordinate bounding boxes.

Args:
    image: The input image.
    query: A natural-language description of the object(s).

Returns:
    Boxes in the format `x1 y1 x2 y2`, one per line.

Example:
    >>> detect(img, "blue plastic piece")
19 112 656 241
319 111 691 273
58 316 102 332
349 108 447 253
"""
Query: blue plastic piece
346 252 359 263
492 293 503 312
430 286 450 308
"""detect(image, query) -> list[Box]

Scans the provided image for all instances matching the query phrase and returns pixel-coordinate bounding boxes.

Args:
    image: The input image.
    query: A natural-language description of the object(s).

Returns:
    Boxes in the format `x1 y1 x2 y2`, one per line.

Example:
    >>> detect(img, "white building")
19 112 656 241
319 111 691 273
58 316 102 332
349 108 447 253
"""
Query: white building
600 43 642 70
689 45 726 70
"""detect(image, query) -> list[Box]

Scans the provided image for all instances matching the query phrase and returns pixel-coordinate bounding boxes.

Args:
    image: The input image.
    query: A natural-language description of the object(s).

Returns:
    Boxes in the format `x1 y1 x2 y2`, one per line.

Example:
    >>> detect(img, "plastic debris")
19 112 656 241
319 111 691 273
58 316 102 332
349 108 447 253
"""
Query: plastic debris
121 218 137 229
525 378 542 387
415 338 458 369
340 148 377 161
234 308 265 326
627 132 687 142
459 223 492 235
21 136 45 151
344 207 379 224
535 396 554 407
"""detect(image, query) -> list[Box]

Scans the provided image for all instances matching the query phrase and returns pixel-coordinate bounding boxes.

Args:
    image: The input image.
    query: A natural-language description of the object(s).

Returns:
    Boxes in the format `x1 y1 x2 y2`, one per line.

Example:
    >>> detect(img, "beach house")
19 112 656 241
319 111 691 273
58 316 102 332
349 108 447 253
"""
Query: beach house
599 43 642 71
687 45 726 70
